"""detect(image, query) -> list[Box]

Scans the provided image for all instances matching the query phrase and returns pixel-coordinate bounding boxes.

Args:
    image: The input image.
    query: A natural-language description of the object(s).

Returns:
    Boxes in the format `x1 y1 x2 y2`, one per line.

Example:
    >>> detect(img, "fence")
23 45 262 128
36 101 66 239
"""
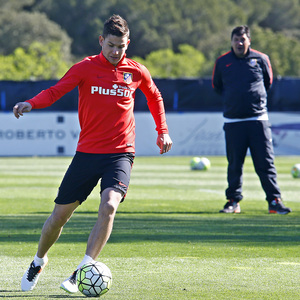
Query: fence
1 77 300 156
1 77 300 112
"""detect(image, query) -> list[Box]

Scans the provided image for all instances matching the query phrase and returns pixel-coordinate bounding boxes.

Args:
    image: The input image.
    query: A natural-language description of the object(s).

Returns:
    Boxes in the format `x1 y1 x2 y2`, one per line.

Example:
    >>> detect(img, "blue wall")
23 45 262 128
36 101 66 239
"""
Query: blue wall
1 77 299 112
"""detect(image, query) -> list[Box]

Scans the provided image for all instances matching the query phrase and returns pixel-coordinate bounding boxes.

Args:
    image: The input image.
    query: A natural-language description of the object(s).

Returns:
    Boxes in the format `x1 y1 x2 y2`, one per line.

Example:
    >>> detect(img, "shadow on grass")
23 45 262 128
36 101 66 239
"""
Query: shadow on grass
0 290 85 298
1 213 299 246
0 290 86 300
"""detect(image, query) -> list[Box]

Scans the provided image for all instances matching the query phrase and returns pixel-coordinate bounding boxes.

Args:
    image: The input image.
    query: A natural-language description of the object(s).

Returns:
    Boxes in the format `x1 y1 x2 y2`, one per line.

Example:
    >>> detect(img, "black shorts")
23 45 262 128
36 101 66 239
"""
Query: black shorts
55 152 135 205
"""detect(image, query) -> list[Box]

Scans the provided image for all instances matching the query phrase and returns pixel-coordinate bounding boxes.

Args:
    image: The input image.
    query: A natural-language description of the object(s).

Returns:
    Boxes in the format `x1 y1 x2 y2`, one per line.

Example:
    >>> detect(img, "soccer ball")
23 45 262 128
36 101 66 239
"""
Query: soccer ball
190 157 211 170
77 261 112 297
291 164 300 178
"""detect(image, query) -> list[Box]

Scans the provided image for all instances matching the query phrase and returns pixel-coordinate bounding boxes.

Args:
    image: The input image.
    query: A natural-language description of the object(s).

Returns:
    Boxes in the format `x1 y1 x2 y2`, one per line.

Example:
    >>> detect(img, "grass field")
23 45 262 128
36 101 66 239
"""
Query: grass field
0 155 299 299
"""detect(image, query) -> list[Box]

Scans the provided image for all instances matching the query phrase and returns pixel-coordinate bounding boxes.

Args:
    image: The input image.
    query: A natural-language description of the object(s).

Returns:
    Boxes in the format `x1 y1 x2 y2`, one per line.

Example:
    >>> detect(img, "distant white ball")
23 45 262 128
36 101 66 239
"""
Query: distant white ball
291 164 300 178
190 157 211 170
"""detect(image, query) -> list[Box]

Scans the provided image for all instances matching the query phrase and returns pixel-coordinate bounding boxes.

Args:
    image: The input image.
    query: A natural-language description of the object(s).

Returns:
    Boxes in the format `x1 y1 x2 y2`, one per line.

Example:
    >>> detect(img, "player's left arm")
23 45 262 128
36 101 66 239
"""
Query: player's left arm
262 54 273 91
138 65 173 154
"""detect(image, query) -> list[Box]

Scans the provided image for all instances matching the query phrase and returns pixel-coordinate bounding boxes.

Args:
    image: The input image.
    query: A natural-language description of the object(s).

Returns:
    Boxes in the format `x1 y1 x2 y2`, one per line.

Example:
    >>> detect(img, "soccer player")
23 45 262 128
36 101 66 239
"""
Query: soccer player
212 25 291 214
14 14 172 293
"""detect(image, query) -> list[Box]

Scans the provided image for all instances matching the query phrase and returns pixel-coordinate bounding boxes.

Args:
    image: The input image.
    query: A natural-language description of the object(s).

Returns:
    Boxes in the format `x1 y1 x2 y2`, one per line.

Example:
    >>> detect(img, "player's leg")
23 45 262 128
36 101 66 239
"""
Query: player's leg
61 152 134 294
37 202 80 257
60 188 122 294
86 152 133 258
21 202 79 291
221 122 248 213
22 152 99 292
87 188 122 258
249 121 291 214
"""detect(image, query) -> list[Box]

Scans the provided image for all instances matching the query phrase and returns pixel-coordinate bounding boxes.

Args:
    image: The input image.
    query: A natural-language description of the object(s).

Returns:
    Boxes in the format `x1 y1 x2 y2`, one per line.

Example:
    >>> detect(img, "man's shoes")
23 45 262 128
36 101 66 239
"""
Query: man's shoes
21 260 47 291
269 198 291 215
219 199 241 213
60 270 79 294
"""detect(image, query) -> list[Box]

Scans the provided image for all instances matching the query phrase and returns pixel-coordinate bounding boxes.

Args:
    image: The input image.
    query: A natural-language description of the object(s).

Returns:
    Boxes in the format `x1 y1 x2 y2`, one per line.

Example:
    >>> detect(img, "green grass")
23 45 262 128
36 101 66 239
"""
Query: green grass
0 156 300 299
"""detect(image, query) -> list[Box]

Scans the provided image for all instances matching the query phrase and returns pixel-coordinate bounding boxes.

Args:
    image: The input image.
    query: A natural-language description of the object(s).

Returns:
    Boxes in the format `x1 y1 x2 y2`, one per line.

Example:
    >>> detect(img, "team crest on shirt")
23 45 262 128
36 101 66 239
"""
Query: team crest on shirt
249 58 257 67
123 72 133 84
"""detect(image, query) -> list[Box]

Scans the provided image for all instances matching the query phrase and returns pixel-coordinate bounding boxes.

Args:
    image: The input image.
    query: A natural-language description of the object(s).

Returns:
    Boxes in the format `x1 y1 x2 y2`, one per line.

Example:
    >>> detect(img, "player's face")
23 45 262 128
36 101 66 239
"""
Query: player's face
99 34 130 66
231 33 251 58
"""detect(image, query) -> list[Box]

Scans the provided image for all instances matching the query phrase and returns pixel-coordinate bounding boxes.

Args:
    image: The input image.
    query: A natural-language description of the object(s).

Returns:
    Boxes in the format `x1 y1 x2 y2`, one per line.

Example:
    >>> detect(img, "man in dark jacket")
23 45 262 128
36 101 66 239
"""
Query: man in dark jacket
212 25 291 214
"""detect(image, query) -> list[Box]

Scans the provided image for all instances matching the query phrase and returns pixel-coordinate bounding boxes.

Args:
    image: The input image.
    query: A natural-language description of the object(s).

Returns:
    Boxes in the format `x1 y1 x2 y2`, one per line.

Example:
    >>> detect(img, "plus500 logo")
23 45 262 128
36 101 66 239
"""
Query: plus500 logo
91 85 134 97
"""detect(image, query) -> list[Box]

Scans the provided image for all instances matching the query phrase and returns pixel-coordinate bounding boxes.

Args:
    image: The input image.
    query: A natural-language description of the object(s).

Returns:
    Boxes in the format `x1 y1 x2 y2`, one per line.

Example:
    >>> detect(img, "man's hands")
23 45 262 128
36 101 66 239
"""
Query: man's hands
156 133 173 154
13 102 32 119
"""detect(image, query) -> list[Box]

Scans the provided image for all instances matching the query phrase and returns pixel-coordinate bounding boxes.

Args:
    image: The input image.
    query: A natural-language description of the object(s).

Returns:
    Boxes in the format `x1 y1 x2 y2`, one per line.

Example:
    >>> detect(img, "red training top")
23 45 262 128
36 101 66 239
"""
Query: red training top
26 52 168 154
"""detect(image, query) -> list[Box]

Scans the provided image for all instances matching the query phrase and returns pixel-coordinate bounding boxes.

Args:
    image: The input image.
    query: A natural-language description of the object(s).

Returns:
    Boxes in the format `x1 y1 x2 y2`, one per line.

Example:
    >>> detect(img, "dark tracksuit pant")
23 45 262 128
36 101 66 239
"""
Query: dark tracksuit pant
223 120 281 202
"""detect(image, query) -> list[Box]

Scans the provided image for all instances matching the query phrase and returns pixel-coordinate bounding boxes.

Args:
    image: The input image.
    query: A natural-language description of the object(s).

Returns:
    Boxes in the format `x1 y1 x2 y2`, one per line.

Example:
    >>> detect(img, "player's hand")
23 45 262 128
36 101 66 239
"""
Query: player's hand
13 102 32 119
156 133 173 155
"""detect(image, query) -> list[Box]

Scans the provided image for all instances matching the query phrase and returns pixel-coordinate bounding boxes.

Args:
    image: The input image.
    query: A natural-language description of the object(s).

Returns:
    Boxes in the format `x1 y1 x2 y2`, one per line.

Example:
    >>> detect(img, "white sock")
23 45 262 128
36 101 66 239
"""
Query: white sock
34 254 48 267
76 254 95 270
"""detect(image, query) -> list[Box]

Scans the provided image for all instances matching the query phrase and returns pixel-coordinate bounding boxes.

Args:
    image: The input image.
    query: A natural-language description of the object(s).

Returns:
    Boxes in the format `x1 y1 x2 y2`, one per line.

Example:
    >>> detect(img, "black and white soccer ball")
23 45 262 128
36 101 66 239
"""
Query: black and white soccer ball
77 261 112 297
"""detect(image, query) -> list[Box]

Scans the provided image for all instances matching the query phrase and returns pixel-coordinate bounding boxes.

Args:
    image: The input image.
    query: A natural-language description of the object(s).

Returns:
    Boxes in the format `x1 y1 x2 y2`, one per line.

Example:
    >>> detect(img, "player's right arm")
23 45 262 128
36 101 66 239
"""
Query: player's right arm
212 59 223 94
13 102 32 119
13 61 84 117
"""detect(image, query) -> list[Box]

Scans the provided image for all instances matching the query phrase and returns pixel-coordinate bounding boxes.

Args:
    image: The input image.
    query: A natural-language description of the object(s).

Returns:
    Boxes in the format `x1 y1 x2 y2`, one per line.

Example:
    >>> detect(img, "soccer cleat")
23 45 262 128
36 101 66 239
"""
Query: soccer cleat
21 261 47 291
269 198 291 215
60 270 79 294
219 199 241 213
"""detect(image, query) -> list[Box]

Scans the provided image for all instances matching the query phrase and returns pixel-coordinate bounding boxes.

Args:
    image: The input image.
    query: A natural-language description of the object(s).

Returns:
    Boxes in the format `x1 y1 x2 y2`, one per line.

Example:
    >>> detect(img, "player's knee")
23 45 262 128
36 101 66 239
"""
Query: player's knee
50 202 78 227
100 188 122 217
49 211 70 227
100 200 118 217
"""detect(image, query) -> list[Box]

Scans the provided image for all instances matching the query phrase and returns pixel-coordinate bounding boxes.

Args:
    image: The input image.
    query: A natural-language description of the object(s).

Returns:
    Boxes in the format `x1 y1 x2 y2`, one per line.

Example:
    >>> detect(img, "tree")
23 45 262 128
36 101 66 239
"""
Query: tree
0 41 71 80
251 26 300 77
258 0 300 32
0 0 34 11
232 0 271 25
1 0 300 77
29 0 108 57
132 44 206 78
28 0 246 59
0 9 72 61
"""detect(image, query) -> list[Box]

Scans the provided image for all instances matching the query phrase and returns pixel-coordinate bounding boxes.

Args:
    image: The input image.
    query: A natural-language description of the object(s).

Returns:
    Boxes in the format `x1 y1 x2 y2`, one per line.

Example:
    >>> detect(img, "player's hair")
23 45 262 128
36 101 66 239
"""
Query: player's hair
231 25 250 40
103 14 130 38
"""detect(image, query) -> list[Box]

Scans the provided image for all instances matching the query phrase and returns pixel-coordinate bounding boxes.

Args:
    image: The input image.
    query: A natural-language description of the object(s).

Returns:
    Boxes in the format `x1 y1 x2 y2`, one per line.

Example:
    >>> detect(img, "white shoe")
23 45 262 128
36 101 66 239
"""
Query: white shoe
21 261 47 291
60 270 79 293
